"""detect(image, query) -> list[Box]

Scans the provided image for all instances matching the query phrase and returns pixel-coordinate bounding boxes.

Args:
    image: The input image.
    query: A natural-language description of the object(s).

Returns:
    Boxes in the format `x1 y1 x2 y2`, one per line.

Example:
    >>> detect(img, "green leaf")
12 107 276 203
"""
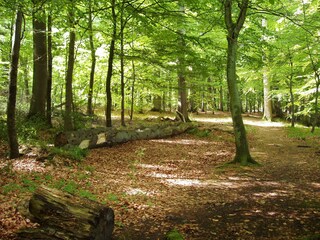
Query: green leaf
269 0 275 4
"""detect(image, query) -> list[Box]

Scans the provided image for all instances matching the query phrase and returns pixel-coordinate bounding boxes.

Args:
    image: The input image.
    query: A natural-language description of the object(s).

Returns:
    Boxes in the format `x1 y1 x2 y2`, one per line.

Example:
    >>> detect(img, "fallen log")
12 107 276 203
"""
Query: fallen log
17 185 114 240
55 122 195 149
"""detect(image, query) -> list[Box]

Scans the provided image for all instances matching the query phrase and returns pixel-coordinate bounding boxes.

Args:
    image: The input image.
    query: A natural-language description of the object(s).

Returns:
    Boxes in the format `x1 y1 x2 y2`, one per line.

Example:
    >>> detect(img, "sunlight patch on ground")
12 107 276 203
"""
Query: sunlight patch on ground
0 158 46 173
150 139 211 145
165 178 203 186
125 187 155 196
310 182 320 189
137 163 176 171
147 172 178 179
193 116 284 128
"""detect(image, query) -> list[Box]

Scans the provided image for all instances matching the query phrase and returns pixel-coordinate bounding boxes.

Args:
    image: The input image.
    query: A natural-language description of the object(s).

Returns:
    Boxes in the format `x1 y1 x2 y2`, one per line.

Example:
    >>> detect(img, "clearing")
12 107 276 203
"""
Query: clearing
1 112 320 239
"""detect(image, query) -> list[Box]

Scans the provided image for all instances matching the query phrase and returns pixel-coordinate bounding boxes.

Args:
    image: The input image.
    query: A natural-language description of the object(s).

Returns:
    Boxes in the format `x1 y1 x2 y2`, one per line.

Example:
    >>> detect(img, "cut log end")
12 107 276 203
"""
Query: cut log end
17 185 114 240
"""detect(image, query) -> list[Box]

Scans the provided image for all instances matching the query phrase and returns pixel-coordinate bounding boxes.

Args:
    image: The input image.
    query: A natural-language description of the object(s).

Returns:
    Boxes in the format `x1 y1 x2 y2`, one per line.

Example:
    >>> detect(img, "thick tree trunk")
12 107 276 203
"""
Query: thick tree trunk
29 6 48 119
7 10 23 159
224 0 256 165
105 0 116 128
87 0 96 116
18 185 114 240
177 3 190 122
64 3 75 131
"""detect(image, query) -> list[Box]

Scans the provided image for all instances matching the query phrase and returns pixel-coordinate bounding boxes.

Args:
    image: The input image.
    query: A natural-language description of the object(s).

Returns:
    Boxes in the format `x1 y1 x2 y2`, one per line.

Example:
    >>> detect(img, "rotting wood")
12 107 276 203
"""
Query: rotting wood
17 185 114 240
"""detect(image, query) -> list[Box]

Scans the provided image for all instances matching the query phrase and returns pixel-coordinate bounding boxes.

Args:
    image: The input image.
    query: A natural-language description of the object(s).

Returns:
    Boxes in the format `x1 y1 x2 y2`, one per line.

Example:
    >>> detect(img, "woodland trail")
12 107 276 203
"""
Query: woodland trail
97 113 320 239
1 113 320 240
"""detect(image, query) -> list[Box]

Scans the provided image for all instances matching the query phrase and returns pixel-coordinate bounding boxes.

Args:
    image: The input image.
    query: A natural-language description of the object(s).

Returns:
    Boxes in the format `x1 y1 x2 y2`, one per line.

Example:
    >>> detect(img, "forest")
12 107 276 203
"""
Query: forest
0 0 320 239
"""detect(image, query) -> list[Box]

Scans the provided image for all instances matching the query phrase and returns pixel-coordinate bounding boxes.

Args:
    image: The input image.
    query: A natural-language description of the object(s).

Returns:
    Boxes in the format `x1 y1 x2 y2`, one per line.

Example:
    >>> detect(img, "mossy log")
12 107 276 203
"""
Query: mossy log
55 122 195 149
17 185 114 240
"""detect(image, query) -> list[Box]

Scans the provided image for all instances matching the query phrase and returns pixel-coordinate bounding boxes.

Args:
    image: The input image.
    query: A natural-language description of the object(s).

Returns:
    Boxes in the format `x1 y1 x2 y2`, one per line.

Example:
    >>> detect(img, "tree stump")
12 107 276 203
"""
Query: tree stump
17 185 114 240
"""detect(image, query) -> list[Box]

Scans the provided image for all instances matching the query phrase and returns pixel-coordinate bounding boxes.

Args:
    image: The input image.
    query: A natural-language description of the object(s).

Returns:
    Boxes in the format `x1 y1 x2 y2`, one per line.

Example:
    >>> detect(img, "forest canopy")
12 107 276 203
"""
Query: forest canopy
0 0 319 159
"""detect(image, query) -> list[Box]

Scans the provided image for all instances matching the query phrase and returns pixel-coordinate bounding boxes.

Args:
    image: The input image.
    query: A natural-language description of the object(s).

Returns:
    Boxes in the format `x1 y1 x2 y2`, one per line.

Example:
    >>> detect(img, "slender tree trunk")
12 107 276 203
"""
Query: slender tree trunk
129 60 135 121
224 0 256 165
311 76 319 132
263 68 272 121
29 6 48 119
47 13 53 126
120 8 126 126
219 84 224 111
105 0 116 128
287 50 295 128
64 1 76 131
87 0 96 116
7 9 23 159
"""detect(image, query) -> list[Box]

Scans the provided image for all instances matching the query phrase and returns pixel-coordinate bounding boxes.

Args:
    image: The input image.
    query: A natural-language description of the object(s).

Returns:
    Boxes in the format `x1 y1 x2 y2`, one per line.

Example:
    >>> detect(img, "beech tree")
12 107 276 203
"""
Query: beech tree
7 9 23 159
223 0 256 165
29 1 48 119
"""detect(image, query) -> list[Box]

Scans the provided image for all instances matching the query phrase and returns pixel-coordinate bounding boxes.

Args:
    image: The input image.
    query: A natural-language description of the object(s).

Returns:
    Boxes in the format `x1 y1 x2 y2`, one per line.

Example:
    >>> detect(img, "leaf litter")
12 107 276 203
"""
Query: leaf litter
0 114 320 239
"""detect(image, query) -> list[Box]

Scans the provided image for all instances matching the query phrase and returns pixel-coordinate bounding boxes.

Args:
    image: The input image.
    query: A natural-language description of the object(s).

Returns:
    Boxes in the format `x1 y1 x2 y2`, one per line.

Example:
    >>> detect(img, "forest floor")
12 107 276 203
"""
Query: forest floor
0 112 320 240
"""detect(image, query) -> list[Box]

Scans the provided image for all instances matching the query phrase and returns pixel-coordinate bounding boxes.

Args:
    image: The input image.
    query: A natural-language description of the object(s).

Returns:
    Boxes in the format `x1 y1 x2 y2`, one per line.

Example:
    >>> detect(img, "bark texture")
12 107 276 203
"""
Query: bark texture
17 185 114 240
54 122 194 149
224 0 256 165
7 10 23 159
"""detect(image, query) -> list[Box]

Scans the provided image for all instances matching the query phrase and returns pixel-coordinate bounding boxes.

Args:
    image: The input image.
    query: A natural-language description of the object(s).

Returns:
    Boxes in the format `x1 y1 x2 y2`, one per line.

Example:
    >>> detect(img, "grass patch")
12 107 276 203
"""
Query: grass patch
50 146 87 161
286 126 320 140
165 229 184 240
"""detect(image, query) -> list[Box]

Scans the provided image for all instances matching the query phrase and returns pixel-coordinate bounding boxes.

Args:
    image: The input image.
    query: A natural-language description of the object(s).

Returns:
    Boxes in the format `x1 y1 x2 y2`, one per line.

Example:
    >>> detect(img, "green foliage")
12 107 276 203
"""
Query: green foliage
0 118 7 141
301 234 320 240
50 146 88 161
16 114 50 143
106 193 119 202
53 178 97 200
165 229 184 240
187 127 211 138
286 126 320 139
2 182 22 195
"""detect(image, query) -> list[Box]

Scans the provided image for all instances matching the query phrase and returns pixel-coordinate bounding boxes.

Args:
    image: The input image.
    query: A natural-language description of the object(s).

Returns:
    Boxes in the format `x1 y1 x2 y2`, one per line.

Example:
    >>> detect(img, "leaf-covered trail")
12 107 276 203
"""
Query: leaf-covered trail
1 113 320 240
85 114 320 239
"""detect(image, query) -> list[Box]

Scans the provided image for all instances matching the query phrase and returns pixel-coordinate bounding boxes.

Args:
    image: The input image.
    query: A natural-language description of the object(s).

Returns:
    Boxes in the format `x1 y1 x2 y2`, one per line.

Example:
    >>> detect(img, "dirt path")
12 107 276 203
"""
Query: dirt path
86 114 320 240
1 114 320 240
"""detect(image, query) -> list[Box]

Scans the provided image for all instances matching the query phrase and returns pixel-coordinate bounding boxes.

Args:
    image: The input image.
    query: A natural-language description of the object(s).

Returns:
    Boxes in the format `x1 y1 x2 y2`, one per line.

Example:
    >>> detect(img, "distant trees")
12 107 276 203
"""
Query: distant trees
1 0 320 159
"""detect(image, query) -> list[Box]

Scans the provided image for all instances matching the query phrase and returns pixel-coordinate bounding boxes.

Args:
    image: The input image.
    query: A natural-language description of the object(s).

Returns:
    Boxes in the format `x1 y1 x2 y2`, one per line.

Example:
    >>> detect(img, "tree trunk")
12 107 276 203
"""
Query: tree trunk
177 2 190 122
18 185 114 240
130 60 135 121
105 0 116 128
7 9 23 159
287 50 295 128
120 8 126 127
29 6 48 119
87 0 96 116
224 0 256 165
64 1 76 131
47 13 53 126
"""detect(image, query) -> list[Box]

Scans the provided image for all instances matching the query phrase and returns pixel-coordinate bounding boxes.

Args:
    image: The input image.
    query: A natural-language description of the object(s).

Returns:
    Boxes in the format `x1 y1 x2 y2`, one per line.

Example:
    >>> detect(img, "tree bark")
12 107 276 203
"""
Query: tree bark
7 9 23 159
29 5 48 119
87 0 96 116
177 2 190 122
120 6 126 127
18 185 114 240
47 12 53 126
224 0 256 165
105 0 116 128
64 0 76 131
